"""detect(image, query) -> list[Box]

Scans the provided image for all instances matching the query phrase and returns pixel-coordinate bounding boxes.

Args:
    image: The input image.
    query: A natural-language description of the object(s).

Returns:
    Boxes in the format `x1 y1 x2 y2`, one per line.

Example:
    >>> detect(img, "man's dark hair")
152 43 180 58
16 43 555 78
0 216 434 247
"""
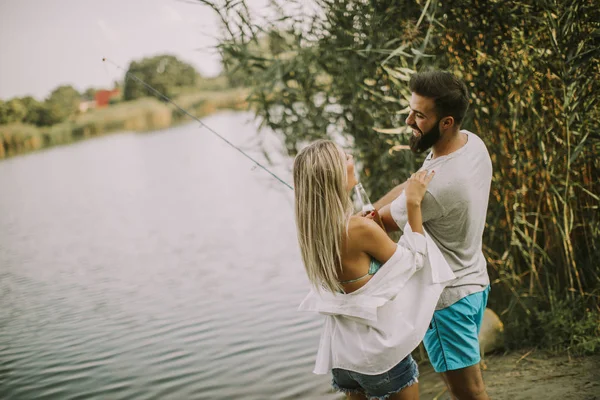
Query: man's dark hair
409 71 470 125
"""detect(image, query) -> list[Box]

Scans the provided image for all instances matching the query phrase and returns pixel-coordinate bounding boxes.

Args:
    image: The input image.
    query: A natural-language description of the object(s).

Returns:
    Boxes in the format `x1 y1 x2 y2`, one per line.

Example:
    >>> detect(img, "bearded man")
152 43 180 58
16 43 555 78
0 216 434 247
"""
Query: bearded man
375 71 493 400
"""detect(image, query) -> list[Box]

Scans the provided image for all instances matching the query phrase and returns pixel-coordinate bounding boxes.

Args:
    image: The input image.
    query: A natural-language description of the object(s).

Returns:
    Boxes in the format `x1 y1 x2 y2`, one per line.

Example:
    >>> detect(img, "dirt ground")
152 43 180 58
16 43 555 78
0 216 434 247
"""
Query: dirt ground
417 351 600 400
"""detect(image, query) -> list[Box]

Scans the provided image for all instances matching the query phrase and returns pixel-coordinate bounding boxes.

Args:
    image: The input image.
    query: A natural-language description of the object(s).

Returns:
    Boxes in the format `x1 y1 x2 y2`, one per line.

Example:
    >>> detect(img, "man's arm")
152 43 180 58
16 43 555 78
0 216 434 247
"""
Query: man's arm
378 203 400 233
373 181 407 210
371 181 407 233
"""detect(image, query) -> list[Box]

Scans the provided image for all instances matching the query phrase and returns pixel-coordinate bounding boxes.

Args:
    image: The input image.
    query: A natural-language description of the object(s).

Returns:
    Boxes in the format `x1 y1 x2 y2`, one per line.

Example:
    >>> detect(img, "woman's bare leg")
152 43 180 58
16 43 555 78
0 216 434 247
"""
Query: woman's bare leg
346 392 368 400
388 382 419 400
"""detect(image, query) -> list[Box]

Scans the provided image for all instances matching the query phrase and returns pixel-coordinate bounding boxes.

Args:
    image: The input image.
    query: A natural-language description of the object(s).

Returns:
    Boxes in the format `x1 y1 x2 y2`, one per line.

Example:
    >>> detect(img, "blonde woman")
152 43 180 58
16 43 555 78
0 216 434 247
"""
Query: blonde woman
294 140 454 400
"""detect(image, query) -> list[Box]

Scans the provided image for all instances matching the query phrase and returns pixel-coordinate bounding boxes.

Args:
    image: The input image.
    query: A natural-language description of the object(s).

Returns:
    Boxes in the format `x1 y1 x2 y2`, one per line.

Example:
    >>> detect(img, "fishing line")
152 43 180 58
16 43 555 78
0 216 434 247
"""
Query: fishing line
102 57 294 191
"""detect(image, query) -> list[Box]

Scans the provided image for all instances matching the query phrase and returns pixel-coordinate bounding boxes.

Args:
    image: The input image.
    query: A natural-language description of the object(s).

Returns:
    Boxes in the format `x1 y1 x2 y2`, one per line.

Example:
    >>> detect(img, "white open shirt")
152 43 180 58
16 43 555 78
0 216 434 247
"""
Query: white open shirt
298 223 455 375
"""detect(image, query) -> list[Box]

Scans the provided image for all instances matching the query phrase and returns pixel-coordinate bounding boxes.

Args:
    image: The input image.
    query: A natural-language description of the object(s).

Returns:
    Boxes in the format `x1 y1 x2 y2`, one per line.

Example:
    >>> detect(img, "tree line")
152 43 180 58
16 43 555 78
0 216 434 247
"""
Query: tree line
0 85 84 126
0 54 201 127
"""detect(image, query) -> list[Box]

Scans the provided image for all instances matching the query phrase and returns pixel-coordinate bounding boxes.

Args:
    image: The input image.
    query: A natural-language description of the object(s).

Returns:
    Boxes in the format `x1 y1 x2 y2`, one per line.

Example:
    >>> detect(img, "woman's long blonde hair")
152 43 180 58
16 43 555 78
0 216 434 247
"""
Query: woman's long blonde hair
293 140 353 293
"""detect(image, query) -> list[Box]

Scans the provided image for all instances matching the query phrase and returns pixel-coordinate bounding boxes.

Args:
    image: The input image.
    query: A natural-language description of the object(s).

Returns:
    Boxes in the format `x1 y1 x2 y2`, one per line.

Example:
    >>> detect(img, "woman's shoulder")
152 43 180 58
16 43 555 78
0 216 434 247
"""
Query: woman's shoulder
348 215 382 241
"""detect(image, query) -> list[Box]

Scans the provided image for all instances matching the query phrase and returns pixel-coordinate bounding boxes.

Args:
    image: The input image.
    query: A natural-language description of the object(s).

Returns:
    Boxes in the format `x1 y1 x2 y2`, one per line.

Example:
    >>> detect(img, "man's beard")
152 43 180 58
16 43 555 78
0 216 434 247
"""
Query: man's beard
409 119 442 154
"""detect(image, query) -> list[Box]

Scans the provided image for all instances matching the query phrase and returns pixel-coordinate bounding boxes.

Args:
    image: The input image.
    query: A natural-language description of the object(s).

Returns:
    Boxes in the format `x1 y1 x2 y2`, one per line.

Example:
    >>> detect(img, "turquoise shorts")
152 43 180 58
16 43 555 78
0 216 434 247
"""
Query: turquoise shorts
423 286 490 373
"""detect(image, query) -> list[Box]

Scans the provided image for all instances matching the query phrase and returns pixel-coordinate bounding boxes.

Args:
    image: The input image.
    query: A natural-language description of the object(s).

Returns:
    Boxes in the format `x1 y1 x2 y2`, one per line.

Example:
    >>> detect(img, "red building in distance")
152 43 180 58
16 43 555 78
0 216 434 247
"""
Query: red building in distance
95 89 120 108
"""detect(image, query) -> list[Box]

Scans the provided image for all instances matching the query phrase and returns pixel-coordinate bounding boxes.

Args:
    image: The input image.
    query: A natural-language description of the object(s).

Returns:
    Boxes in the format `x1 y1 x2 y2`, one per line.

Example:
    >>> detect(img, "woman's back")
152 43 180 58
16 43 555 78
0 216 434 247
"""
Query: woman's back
339 215 397 293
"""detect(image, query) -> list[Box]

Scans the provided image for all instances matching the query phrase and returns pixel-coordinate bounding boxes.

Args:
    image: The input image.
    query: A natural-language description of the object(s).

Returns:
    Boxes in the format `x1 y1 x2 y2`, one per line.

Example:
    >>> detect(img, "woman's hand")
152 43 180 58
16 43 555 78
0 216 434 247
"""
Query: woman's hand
405 170 435 206
361 209 385 231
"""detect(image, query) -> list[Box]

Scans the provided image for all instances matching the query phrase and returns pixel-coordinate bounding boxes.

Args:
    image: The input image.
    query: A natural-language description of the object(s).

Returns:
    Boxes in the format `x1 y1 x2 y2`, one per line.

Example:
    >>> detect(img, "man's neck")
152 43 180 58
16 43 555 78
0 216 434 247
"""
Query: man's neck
432 128 467 159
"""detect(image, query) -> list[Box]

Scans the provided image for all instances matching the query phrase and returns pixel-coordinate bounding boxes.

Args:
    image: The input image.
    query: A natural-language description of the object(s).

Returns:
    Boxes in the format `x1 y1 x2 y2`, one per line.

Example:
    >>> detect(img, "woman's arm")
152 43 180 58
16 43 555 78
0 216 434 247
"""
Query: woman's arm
341 210 426 294
406 202 423 235
404 170 435 235
351 217 398 264
377 171 435 234
339 217 398 294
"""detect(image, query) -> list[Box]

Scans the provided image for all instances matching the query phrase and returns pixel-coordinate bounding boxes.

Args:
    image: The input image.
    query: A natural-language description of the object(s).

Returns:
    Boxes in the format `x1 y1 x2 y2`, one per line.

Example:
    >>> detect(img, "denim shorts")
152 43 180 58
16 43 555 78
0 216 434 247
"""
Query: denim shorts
424 286 490 372
331 355 419 400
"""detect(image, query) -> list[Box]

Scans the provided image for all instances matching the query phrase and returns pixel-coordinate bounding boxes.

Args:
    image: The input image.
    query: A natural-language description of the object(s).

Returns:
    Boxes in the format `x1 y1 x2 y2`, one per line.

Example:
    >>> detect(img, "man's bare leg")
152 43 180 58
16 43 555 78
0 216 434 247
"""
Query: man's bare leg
440 373 458 400
442 364 489 400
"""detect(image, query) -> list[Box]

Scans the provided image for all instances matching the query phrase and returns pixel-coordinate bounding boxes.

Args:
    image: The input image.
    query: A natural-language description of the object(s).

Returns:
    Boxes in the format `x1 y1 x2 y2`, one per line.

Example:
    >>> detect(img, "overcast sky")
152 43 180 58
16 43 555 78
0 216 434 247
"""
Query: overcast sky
0 0 274 100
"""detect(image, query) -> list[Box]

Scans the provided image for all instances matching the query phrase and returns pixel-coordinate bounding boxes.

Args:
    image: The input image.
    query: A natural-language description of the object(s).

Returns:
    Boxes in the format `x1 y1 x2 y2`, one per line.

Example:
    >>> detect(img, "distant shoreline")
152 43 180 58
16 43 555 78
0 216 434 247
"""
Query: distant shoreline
0 88 249 160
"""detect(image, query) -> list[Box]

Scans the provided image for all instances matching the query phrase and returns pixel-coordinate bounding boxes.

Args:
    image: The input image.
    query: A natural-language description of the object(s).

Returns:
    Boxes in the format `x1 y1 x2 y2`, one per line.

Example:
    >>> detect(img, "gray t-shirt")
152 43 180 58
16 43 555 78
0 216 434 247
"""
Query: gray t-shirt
391 130 492 309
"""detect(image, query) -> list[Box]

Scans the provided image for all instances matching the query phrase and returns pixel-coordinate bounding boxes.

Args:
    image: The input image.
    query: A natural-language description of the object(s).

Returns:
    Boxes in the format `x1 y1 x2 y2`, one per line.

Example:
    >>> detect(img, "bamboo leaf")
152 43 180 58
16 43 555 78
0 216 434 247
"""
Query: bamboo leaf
373 126 407 134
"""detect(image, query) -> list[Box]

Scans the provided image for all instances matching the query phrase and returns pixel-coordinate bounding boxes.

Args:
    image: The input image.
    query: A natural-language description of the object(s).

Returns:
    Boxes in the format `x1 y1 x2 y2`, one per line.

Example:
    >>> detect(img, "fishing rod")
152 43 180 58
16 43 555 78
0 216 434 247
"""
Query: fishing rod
102 57 294 191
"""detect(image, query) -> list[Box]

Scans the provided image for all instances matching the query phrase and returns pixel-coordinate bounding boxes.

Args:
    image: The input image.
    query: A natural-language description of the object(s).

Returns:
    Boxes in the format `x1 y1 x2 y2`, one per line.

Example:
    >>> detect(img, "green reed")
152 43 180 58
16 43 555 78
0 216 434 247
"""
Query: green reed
205 0 600 352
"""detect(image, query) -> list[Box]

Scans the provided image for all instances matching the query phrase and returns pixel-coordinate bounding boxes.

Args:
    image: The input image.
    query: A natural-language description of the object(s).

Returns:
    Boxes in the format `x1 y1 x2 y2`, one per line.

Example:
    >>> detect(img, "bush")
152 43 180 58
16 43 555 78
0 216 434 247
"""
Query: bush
505 296 600 355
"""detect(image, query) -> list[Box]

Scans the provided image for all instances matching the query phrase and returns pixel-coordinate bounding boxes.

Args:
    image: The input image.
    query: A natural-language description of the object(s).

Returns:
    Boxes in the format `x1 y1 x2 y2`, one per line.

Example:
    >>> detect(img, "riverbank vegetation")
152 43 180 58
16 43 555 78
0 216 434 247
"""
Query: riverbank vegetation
0 55 248 159
202 0 600 354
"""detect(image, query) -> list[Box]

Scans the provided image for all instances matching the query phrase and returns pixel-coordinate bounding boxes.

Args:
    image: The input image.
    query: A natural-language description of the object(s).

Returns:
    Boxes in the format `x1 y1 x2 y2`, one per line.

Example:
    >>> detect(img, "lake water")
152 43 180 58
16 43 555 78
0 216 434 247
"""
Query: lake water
0 112 338 399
